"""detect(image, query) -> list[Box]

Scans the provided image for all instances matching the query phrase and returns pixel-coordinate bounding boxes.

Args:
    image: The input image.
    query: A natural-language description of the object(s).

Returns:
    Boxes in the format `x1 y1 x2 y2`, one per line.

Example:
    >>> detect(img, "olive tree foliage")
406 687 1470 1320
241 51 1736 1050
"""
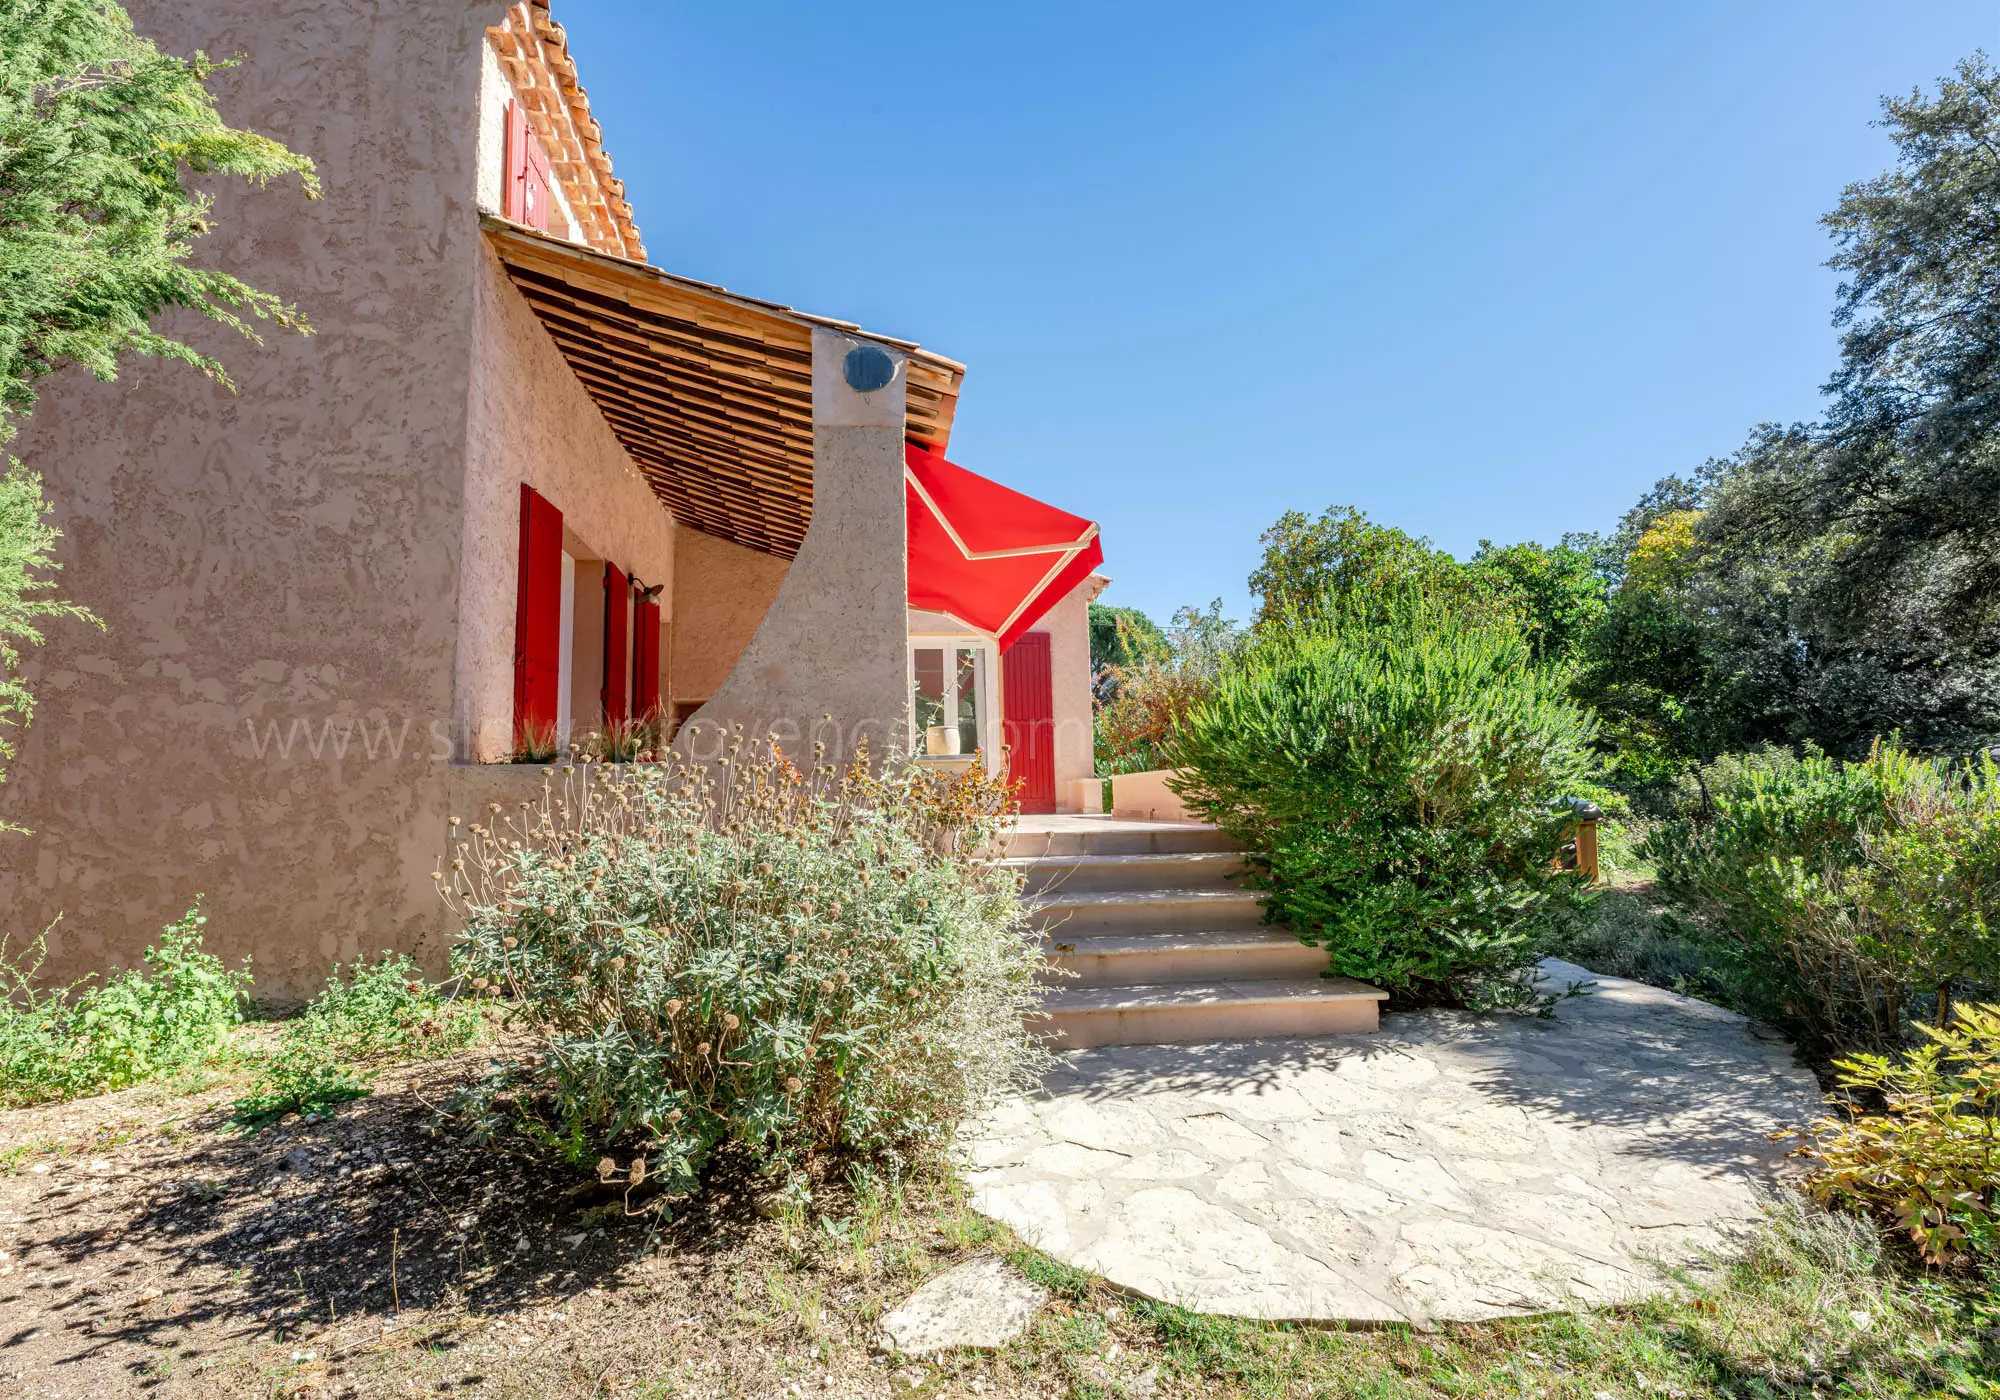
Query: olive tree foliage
0 0 315 796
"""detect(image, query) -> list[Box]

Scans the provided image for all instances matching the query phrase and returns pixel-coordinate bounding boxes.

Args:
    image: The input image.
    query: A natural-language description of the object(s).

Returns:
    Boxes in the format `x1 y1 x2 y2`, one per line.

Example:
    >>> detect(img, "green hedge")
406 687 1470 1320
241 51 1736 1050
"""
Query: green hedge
1172 595 1598 1008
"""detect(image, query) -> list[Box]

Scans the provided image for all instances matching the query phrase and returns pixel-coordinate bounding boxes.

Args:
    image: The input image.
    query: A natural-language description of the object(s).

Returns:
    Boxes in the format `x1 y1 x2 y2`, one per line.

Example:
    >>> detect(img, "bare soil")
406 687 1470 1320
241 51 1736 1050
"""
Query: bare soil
3 1043 1986 1400
0 1048 1038 1399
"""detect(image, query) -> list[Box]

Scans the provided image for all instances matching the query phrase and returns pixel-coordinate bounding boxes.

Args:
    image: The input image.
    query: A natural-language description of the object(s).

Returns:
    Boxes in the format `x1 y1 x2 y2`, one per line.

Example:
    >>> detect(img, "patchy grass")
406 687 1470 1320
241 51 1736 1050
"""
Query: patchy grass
1 1041 1992 1400
1548 886 1753 1016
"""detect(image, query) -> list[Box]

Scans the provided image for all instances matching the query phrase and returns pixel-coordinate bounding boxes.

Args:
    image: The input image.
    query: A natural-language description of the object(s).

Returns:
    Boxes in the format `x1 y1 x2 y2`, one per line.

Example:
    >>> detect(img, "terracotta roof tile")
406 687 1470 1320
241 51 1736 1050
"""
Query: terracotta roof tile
487 1 644 261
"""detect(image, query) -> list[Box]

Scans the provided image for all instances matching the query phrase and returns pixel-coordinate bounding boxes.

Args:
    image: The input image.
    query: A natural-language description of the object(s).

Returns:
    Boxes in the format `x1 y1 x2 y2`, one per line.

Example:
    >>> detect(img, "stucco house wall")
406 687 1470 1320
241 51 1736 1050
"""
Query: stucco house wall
0 0 511 992
670 528 791 711
457 245 676 761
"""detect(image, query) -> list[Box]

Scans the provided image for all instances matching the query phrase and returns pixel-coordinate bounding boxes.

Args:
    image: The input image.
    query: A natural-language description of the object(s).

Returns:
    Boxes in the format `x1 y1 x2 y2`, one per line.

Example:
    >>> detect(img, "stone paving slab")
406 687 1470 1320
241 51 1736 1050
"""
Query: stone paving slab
960 959 1825 1326
879 1254 1047 1354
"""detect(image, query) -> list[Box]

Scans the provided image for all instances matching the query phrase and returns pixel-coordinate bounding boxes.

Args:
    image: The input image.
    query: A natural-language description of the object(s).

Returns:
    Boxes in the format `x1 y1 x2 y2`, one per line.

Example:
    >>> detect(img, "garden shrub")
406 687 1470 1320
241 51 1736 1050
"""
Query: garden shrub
1796 1002 1999 1267
1094 601 1239 775
233 952 480 1127
0 902 246 1108
1646 739 2000 1050
440 746 1045 1199
1171 593 1599 1007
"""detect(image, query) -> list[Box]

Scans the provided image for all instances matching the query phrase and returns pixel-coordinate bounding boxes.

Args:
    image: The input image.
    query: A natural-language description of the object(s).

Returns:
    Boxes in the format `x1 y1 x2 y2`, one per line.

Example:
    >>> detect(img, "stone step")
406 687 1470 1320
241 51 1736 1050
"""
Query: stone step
995 850 1247 895
1045 927 1327 987
1036 977 1387 1049
999 823 1238 859
1026 887 1266 934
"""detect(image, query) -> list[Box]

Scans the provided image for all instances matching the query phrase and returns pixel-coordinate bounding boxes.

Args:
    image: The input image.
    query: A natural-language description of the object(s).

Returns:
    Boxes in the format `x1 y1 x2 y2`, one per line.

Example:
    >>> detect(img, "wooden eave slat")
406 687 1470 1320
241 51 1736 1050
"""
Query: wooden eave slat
484 216 966 558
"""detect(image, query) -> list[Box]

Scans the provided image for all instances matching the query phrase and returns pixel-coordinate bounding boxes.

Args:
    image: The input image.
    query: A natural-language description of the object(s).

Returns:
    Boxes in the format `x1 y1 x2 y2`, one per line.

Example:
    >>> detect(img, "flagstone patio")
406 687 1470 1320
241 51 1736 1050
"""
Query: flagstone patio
960 959 1827 1326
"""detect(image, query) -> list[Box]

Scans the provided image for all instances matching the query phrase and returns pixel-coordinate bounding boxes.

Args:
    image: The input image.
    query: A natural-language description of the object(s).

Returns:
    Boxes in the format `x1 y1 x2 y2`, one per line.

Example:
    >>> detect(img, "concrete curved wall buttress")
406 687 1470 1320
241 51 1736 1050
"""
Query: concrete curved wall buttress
675 329 912 767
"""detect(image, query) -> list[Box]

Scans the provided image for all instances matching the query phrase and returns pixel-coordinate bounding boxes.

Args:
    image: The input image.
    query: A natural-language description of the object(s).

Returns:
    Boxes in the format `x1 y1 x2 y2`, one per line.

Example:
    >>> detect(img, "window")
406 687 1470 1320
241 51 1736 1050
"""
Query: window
909 640 994 763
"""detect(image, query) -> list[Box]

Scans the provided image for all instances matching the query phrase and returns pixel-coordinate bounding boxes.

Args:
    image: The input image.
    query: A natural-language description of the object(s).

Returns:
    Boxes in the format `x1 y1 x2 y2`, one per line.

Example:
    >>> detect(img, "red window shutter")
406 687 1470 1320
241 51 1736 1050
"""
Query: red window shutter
602 563 629 727
1003 632 1057 814
512 484 564 750
524 133 552 234
504 100 552 233
504 100 529 222
633 593 661 720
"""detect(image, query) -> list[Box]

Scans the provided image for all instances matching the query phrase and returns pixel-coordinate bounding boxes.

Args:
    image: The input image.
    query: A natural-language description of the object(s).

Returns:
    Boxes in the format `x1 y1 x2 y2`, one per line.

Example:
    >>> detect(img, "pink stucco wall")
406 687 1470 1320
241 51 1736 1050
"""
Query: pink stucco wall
0 0 578 993
671 527 790 709
458 246 677 761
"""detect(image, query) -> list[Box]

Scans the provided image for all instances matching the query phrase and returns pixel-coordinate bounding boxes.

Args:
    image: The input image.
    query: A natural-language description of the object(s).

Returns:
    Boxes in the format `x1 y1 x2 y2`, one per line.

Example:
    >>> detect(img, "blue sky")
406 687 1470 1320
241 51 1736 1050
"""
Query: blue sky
560 1 1996 625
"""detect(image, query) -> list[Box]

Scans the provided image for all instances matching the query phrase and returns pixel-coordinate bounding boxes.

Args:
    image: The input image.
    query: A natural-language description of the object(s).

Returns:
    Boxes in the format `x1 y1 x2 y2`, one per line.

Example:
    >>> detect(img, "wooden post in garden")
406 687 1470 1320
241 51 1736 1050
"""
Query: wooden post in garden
1556 800 1602 882
1574 811 1600 882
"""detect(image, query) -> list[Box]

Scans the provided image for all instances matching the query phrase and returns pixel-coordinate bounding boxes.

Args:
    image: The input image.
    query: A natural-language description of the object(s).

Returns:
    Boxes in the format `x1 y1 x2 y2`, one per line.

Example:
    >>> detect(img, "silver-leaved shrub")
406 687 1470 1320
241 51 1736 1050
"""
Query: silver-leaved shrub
441 744 1044 1197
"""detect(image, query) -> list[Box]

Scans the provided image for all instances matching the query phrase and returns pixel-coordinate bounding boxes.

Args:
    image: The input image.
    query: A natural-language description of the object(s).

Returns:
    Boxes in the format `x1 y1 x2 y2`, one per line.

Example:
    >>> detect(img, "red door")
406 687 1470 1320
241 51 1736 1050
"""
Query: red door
1003 632 1056 814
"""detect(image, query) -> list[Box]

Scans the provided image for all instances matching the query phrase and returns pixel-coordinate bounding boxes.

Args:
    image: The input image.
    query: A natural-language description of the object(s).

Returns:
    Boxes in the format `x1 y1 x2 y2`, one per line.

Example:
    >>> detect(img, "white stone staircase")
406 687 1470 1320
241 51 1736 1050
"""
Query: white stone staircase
996 820 1386 1049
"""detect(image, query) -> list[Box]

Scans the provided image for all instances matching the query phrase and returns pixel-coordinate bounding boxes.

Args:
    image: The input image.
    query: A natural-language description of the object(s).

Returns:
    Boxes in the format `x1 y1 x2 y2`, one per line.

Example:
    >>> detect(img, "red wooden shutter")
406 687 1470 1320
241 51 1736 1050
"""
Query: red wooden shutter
504 101 529 222
633 593 661 721
1002 632 1057 814
504 101 552 233
513 484 564 750
524 133 552 233
602 563 629 727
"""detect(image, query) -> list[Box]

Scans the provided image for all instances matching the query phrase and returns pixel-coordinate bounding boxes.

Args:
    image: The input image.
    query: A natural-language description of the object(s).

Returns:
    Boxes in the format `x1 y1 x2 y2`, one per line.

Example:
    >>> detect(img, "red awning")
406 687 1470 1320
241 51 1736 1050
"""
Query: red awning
905 443 1104 650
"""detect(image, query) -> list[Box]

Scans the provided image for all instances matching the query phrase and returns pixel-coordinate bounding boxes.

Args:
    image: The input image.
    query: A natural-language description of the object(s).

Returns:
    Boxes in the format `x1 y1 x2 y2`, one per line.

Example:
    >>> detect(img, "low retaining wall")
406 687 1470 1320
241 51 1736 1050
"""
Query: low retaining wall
1109 768 1192 822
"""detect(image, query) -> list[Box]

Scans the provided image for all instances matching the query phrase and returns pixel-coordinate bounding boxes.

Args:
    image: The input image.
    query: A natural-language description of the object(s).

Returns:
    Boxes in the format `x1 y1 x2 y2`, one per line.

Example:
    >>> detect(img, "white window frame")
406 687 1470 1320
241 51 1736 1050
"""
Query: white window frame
906 634 1000 774
556 551 576 747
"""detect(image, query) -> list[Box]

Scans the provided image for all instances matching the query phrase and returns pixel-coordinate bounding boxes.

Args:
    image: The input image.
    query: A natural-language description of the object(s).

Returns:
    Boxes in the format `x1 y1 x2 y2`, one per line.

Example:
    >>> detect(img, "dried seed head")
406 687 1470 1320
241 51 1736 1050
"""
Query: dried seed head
784 1077 803 1094
665 998 683 1015
695 1041 711 1056
502 936 518 949
721 1013 740 1030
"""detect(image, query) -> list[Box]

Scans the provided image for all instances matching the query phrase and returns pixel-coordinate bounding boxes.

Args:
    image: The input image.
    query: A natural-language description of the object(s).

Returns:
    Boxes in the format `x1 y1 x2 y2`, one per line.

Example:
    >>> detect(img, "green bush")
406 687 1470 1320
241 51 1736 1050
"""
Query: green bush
0 903 246 1107
233 952 481 1127
1797 1002 1999 1267
441 750 1045 1199
1171 594 1599 1007
1645 739 2000 1051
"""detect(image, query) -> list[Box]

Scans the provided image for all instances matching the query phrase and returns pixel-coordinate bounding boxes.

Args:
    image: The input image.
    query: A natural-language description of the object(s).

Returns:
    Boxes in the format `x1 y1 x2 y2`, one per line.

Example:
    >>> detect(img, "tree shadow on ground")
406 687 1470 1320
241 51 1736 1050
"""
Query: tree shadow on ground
6 1060 773 1390
1015 961 1821 1175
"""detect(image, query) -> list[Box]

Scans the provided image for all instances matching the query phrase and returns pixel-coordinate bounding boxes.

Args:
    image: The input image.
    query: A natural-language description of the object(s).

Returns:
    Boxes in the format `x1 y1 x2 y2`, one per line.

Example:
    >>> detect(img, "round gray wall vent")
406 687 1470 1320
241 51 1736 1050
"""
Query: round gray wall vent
843 344 896 393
